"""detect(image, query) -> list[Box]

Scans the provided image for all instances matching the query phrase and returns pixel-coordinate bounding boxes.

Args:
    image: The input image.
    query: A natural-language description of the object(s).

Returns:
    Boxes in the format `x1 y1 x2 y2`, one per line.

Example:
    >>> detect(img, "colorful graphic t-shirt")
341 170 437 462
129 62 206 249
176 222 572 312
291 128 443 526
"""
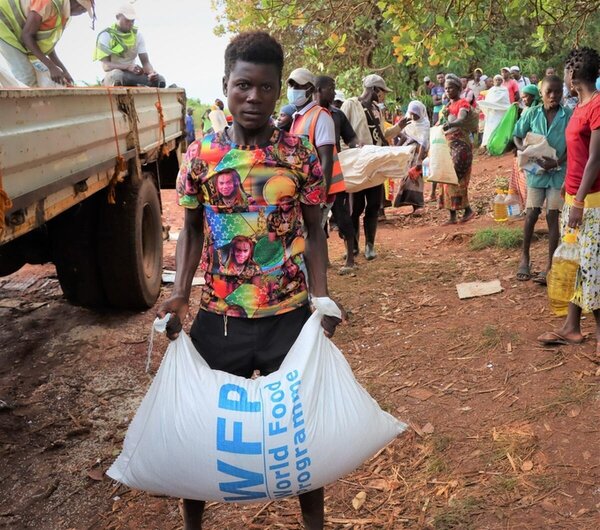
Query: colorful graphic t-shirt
176 128 325 318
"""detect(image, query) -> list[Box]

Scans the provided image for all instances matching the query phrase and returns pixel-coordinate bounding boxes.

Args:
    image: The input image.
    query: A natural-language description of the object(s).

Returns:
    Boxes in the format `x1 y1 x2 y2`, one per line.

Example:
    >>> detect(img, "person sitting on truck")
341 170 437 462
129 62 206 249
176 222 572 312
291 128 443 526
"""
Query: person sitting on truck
0 0 95 87
94 4 165 88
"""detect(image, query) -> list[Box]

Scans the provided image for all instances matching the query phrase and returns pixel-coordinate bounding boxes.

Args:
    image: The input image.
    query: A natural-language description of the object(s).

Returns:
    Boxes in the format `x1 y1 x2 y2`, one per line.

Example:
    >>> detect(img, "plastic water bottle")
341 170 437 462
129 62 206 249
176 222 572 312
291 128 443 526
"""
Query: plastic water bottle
505 189 521 218
547 232 580 316
422 157 430 180
493 189 508 222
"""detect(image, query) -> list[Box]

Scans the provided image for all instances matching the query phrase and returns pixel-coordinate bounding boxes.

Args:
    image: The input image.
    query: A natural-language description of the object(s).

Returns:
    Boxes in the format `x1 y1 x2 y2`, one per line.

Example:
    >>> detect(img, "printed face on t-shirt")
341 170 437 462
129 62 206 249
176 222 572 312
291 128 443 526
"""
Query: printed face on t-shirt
278 195 294 212
233 241 252 265
217 173 236 199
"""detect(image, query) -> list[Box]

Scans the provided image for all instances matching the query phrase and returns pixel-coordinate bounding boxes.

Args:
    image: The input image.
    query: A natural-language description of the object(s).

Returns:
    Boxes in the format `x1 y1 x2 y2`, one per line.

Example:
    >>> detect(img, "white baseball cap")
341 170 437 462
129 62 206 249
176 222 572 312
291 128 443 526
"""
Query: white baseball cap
287 68 316 87
363 74 391 92
510 65 520 73
117 4 137 21
334 90 345 102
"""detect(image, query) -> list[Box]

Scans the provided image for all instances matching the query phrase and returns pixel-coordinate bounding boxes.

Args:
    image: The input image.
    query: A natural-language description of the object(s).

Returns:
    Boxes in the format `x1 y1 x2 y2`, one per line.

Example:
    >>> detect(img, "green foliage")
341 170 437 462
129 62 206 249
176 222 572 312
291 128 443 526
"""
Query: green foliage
186 98 211 130
470 227 523 251
213 0 600 105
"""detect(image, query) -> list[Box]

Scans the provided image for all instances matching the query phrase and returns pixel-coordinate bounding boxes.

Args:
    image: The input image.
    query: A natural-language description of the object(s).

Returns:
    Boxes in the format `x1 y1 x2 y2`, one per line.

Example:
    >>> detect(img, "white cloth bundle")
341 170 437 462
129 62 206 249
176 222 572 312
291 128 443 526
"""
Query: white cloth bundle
338 145 415 193
517 132 558 175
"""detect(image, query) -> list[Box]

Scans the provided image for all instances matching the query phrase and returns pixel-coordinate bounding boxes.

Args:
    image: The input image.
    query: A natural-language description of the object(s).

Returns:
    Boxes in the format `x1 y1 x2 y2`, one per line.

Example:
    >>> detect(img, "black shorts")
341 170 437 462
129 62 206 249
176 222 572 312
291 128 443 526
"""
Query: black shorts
190 305 311 378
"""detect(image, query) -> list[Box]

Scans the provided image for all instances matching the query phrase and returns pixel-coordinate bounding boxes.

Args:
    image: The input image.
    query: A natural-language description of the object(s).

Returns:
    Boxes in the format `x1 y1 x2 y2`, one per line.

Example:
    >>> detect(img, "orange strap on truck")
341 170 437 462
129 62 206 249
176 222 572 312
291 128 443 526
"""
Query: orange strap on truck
106 88 127 204
0 167 13 237
155 88 169 157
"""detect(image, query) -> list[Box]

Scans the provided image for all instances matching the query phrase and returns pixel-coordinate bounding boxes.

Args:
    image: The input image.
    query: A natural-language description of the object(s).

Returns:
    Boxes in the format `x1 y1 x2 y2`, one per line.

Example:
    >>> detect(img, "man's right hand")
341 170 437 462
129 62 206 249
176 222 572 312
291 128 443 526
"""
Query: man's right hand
157 296 189 340
127 64 143 74
48 64 67 84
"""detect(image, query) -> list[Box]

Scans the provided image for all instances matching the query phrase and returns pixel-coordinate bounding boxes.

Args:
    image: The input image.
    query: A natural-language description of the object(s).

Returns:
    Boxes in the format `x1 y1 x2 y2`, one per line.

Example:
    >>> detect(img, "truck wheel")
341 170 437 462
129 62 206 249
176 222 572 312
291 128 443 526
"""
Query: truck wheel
50 195 107 307
98 175 163 309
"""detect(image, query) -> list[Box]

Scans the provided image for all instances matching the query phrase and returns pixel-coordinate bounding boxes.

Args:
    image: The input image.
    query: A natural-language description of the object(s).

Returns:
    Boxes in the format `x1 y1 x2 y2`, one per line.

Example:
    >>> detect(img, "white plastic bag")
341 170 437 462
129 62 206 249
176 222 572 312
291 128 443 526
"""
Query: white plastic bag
427 126 458 185
517 132 557 175
108 299 406 503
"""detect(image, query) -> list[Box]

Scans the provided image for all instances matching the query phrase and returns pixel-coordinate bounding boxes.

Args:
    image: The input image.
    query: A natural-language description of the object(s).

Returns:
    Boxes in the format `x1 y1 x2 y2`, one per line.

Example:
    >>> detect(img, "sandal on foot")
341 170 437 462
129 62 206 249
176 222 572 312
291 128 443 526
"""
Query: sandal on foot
516 263 532 281
537 331 585 346
338 265 357 276
532 272 547 286
441 219 457 226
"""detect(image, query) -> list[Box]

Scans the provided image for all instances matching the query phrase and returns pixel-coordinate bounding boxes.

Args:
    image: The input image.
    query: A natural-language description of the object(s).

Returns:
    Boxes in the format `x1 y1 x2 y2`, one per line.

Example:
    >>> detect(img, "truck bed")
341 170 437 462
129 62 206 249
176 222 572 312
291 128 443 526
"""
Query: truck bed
0 87 186 245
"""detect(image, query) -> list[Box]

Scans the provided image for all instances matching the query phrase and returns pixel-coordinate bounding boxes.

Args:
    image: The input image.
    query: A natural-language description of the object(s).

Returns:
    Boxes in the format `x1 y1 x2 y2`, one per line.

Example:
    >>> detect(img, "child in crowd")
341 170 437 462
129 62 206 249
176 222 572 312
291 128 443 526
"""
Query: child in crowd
514 75 571 283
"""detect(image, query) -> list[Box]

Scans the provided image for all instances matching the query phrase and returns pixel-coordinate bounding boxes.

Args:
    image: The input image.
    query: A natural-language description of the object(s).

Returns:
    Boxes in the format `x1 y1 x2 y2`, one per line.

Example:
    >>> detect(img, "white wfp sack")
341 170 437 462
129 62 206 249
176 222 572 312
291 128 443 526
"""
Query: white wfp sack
338 145 414 193
107 298 406 503
428 126 458 185
517 132 557 175
0 64 25 88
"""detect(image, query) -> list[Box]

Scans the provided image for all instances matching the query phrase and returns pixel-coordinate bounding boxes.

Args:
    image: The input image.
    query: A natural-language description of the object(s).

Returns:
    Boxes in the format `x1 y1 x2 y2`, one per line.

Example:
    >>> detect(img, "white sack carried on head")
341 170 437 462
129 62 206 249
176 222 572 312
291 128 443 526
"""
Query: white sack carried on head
107 306 406 503
338 145 415 193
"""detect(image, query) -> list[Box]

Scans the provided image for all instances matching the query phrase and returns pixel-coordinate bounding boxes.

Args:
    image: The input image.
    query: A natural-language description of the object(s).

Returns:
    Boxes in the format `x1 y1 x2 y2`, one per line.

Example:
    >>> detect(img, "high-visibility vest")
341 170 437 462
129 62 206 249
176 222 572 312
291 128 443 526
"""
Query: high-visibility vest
0 0 67 55
93 24 138 61
291 105 346 195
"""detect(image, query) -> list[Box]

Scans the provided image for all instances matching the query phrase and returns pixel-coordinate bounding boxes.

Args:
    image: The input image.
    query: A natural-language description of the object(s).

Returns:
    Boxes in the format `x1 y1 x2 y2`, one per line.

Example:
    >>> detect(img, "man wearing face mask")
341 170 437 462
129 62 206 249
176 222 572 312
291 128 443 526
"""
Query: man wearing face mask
340 74 394 260
288 68 345 198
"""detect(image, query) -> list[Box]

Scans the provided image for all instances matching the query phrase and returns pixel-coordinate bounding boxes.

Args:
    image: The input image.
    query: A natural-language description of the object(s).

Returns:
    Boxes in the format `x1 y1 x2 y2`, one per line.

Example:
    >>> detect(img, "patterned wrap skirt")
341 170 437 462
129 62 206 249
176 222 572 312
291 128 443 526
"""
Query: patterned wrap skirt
562 192 600 312
439 129 473 211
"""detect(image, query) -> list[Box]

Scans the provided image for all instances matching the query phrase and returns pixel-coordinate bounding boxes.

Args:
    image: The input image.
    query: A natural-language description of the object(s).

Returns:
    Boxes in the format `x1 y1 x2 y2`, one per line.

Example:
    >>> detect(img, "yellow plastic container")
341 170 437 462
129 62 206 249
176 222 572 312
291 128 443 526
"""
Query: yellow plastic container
493 189 508 222
547 232 580 316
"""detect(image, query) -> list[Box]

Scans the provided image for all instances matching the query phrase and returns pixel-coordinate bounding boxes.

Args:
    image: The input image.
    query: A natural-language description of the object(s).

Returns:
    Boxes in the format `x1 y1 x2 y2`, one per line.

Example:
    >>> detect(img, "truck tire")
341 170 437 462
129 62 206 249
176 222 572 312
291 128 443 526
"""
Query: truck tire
98 175 163 309
50 195 107 307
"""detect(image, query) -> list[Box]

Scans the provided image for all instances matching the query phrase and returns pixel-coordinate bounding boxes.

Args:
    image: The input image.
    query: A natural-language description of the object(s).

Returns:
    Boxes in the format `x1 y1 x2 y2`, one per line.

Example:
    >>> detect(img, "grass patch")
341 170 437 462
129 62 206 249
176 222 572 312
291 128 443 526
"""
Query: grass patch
525 378 595 419
433 496 483 530
426 455 448 474
489 424 538 471
481 325 503 349
491 475 519 494
470 227 523 250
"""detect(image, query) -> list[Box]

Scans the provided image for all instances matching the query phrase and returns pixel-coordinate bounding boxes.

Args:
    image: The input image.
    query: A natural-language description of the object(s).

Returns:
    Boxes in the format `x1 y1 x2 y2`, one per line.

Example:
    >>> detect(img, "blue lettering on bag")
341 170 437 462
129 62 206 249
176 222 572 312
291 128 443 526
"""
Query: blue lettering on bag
217 460 267 501
217 418 262 454
218 384 261 413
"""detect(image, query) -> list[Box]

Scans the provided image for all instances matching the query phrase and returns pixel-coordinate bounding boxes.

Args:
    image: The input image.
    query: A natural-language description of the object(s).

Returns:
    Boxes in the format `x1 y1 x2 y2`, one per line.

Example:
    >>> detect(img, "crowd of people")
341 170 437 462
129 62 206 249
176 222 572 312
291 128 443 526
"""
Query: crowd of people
2 3 600 527
163 29 600 528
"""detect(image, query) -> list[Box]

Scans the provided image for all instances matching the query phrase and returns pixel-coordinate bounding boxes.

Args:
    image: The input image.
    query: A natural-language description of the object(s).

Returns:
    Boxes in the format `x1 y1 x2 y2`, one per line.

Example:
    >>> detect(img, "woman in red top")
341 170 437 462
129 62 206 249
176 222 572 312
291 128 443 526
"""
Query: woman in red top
538 47 600 355
438 73 475 224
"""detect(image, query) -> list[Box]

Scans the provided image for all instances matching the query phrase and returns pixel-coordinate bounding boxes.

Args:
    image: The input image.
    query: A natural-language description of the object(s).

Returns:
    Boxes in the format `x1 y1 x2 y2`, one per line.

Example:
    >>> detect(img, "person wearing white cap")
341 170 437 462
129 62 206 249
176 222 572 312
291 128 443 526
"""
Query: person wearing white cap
0 0 95 86
95 4 165 87
287 67 339 195
340 73 395 260
510 65 530 91
333 89 345 108
467 68 486 99
421 75 434 95
501 66 521 103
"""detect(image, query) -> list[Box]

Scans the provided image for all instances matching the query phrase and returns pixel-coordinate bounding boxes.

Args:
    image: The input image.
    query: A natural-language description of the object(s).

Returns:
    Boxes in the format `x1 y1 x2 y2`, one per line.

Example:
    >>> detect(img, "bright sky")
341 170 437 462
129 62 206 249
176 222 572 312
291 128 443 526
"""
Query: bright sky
1 0 229 101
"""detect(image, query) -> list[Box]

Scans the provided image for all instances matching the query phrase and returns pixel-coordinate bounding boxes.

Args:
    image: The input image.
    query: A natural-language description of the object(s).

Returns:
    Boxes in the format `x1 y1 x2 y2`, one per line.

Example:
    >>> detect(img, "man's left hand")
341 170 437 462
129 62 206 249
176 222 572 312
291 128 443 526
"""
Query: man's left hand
148 71 159 82
320 299 347 338
537 156 558 171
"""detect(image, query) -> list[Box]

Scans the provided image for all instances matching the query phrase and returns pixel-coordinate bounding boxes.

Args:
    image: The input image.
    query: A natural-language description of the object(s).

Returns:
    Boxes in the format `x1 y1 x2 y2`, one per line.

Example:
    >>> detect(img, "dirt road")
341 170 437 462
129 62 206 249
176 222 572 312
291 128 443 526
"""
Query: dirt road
1 153 599 529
